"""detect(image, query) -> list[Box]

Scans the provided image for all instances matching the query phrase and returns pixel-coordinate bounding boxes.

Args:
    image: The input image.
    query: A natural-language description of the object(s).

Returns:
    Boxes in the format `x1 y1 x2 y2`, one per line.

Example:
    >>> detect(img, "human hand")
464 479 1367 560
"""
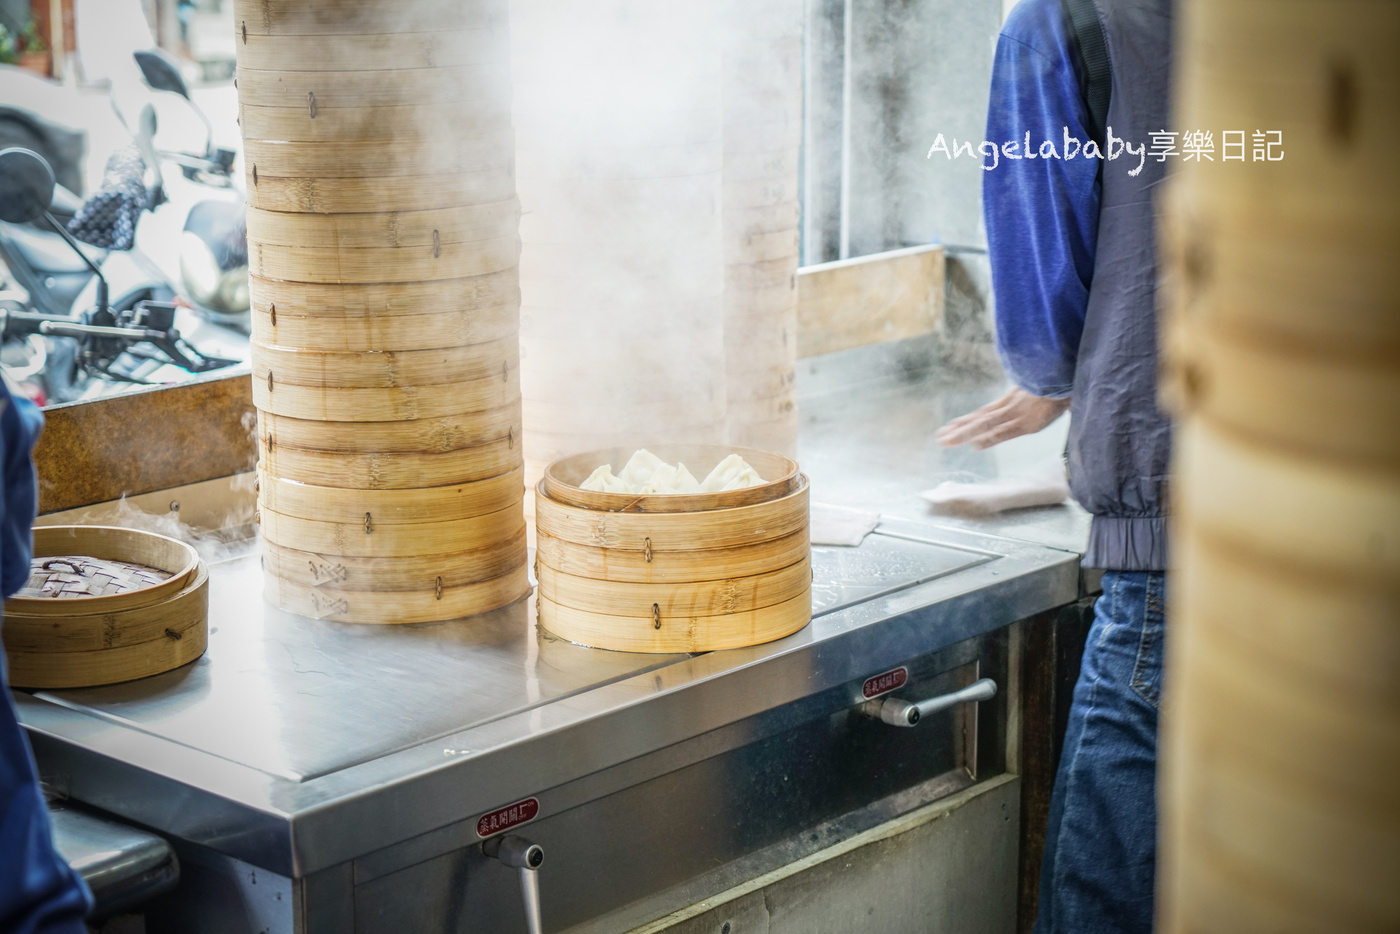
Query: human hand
935 388 1070 449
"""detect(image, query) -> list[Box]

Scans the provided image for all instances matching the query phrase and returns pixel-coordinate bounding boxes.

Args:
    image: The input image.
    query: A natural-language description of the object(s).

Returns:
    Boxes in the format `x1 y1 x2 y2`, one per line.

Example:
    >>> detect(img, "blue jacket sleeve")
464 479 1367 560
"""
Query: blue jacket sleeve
0 383 93 934
982 0 1101 398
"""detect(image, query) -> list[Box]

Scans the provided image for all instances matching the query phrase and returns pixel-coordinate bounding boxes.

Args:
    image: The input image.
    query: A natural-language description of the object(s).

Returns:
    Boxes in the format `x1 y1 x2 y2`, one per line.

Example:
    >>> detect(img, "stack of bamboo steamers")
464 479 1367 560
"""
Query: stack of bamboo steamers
235 0 530 623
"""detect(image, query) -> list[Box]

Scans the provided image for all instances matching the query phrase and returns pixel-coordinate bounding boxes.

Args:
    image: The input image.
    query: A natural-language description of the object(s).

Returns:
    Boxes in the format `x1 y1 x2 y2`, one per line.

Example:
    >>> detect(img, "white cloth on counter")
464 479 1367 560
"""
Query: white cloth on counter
921 466 1070 518
810 503 881 547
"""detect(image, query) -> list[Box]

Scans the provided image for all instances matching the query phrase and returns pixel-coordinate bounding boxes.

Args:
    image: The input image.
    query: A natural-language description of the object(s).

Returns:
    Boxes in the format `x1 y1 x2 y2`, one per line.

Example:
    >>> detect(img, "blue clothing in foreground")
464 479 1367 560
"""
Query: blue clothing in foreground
1034 571 1163 934
0 385 92 934
982 0 1101 399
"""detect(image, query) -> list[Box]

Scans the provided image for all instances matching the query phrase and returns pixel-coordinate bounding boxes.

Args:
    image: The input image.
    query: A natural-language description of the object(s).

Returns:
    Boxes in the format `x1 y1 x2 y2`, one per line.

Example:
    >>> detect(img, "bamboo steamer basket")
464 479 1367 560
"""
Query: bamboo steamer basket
259 436 522 490
235 64 509 110
252 358 518 421
243 135 514 183
534 448 810 653
259 406 517 455
265 566 530 624
3 527 210 689
260 497 523 559
247 233 518 285
252 306 519 353
245 202 518 249
251 338 516 389
536 526 808 584
245 169 517 214
234 27 506 72
234 0 499 36
262 528 527 592
239 102 512 145
1159 0 1400 929
259 467 523 524
251 272 519 318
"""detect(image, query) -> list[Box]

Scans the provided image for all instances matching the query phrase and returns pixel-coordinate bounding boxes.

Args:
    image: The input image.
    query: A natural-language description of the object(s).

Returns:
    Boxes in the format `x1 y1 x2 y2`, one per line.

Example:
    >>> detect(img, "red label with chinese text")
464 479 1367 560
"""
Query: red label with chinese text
476 797 540 838
862 667 908 699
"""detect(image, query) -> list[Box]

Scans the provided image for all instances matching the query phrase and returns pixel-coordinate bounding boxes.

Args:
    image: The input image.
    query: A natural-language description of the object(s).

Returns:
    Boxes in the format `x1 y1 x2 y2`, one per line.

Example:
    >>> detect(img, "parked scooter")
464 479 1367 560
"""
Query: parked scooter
0 147 240 403
0 48 249 325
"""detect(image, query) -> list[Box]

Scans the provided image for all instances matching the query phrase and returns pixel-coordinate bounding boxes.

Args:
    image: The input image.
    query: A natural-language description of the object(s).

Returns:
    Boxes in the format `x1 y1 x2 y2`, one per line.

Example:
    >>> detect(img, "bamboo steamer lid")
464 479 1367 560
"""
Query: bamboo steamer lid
265 565 530 624
253 357 518 421
252 306 519 354
239 101 512 145
259 435 522 490
234 27 507 72
245 168 517 214
245 202 517 250
541 444 798 513
262 528 527 592
537 590 809 654
259 467 523 524
234 0 500 36
259 406 517 455
250 271 519 318
536 525 808 585
260 497 524 558
8 526 200 616
251 338 516 389
247 233 518 285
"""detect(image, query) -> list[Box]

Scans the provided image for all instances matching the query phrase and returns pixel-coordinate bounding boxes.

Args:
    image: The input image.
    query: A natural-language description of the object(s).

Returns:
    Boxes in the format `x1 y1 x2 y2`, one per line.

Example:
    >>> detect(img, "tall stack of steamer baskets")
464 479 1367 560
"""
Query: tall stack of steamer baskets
1158 0 1400 930
511 0 730 498
721 0 803 458
234 0 530 624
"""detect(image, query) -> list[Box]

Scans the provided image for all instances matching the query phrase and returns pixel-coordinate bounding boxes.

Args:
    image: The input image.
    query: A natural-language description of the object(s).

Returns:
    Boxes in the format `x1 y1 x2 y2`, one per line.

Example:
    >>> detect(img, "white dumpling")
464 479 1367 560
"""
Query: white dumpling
672 464 702 493
639 463 681 494
581 464 629 493
720 466 765 491
700 453 767 492
618 449 666 490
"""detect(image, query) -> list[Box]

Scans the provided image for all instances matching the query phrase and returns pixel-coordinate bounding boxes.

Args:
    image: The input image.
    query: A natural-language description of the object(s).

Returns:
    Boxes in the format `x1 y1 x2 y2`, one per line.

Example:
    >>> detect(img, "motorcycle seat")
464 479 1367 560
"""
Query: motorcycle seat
2 221 105 277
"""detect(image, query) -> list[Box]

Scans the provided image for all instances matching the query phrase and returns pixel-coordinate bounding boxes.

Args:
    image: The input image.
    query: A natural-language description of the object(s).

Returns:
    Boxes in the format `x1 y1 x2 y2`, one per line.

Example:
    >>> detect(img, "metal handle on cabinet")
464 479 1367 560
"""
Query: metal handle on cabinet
863 677 998 727
483 834 544 934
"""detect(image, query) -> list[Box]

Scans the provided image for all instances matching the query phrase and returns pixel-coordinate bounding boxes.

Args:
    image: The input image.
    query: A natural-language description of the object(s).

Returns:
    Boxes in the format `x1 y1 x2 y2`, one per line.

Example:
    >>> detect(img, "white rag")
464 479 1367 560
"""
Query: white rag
921 468 1070 518
810 503 881 547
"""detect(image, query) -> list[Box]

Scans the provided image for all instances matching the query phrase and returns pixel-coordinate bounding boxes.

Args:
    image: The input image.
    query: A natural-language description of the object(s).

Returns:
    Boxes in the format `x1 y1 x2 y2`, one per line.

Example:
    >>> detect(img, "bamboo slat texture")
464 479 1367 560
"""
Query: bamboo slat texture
1157 1 1400 930
235 0 527 622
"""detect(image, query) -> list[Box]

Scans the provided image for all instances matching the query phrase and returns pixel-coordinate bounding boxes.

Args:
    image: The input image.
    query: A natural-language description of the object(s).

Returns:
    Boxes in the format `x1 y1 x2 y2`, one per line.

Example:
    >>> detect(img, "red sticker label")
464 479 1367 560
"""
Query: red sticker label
476 798 540 838
862 667 908 699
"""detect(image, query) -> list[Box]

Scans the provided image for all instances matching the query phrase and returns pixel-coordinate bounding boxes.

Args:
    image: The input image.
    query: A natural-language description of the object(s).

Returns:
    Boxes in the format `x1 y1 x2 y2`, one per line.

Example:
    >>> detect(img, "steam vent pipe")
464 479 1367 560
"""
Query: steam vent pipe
1159 0 1400 929
234 0 529 624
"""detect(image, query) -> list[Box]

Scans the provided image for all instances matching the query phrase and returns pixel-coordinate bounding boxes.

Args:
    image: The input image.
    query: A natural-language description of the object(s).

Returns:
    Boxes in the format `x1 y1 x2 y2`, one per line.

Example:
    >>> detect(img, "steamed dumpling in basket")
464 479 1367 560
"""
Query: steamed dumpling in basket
580 449 764 495
699 454 765 493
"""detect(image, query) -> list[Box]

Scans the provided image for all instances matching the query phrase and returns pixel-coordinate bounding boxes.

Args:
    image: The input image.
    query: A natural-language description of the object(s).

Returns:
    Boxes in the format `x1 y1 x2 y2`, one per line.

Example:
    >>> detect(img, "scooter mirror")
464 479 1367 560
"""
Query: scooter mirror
135 48 191 100
0 148 56 225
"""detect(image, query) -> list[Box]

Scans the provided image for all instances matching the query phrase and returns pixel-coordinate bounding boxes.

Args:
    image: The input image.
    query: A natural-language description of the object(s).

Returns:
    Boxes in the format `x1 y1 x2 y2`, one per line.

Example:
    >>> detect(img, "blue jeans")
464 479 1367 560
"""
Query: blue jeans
1033 570 1166 934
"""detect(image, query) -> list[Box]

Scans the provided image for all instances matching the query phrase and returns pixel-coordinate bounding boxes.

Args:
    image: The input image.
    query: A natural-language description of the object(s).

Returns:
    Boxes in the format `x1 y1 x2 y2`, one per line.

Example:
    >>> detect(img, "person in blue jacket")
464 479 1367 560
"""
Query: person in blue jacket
0 379 92 933
938 0 1173 931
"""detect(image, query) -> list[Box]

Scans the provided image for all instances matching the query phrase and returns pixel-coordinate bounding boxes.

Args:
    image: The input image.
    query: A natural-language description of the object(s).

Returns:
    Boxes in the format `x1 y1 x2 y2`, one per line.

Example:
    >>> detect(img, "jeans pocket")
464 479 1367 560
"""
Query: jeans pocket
1130 573 1167 709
